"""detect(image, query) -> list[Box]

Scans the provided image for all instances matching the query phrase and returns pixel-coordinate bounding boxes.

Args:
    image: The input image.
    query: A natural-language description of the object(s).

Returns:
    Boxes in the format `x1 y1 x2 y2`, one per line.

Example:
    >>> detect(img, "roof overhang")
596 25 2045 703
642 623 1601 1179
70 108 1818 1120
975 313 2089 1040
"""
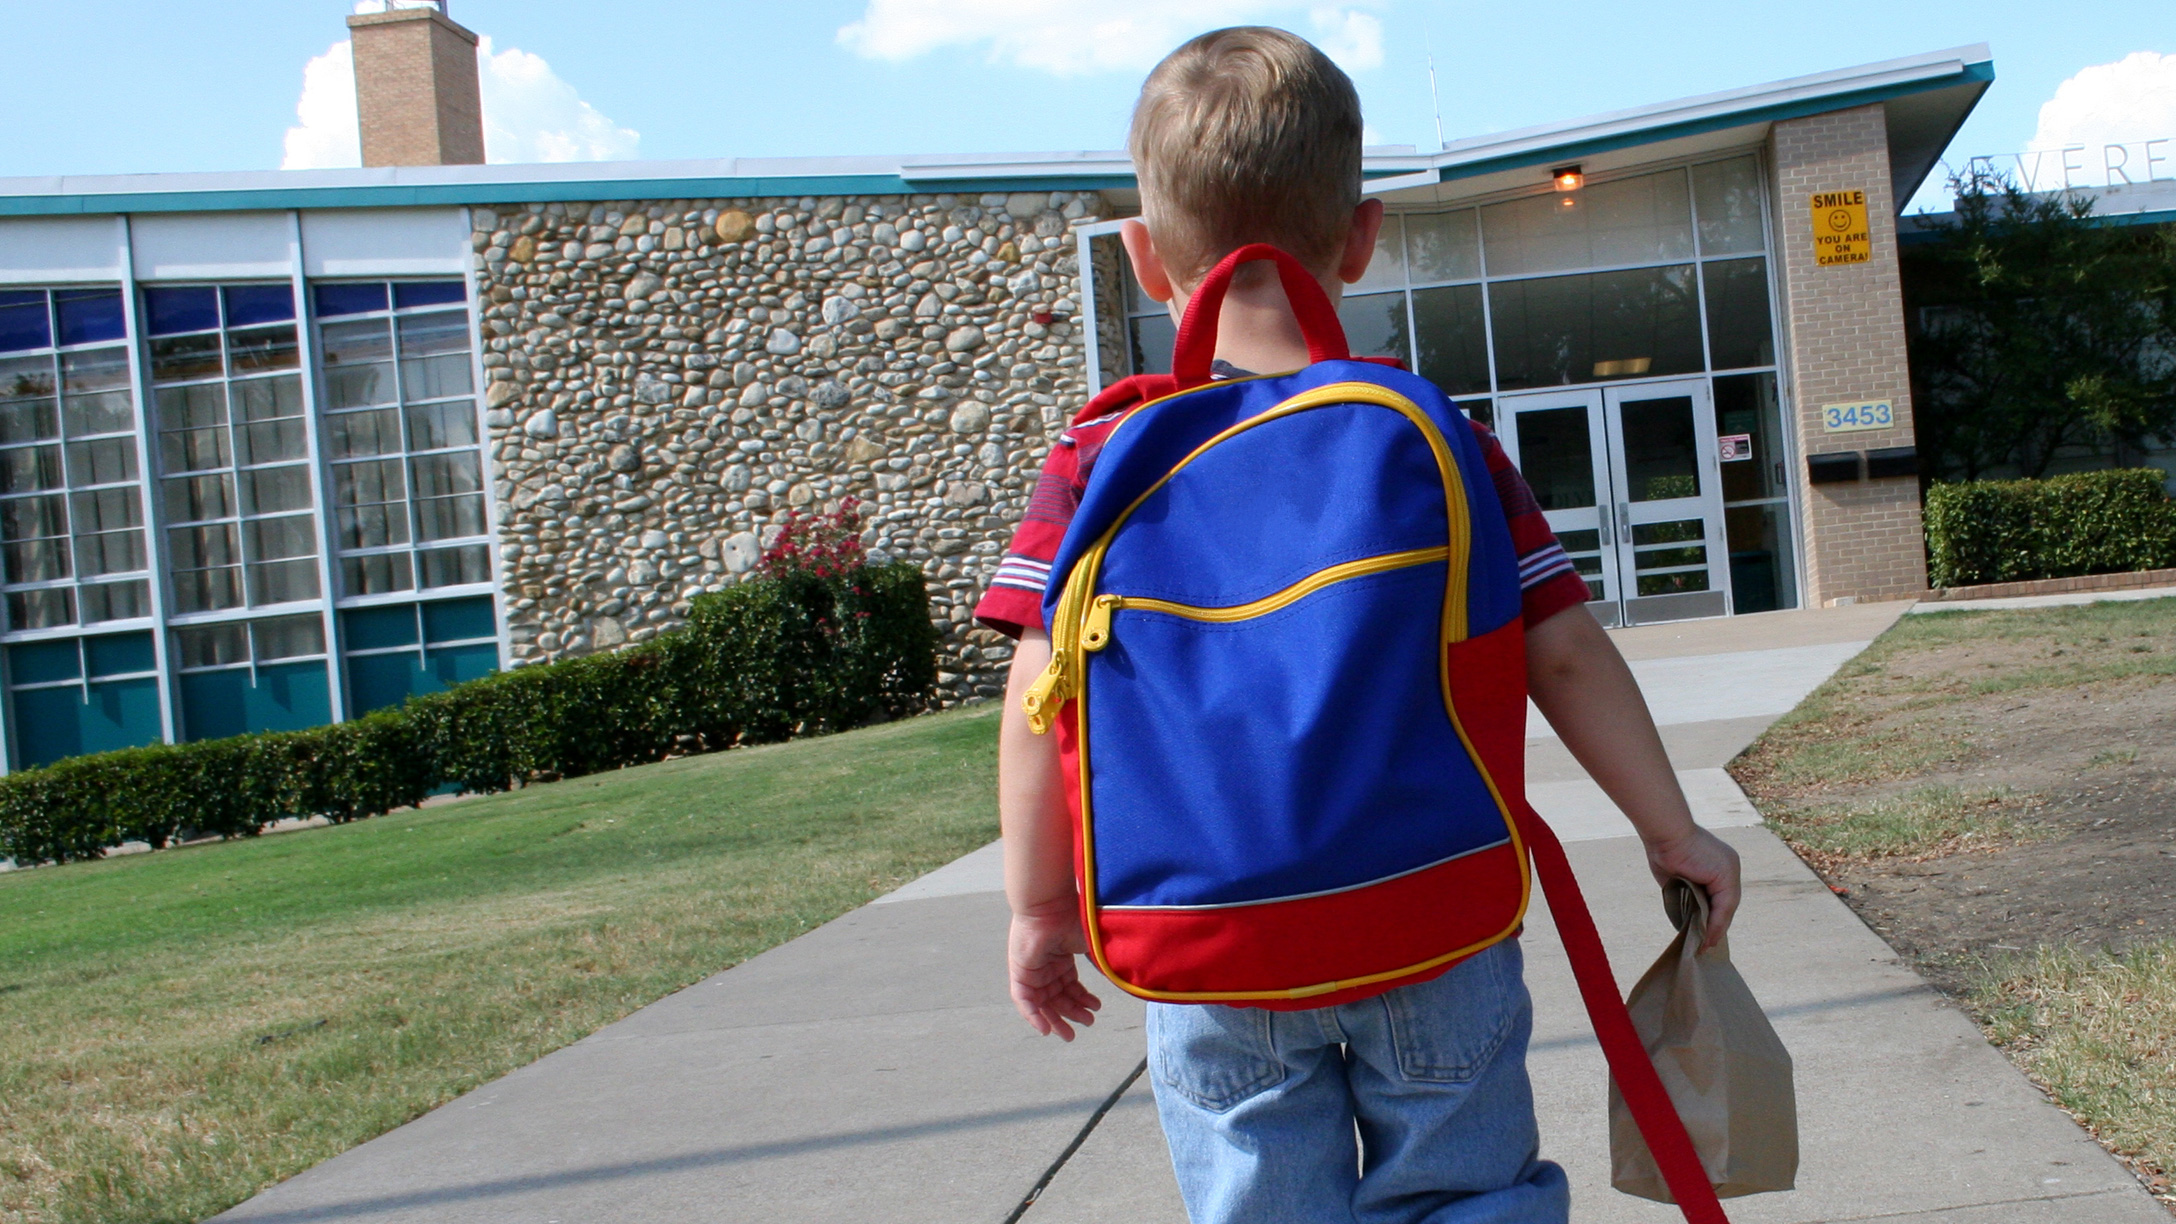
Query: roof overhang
1367 44 1991 211
0 46 1990 220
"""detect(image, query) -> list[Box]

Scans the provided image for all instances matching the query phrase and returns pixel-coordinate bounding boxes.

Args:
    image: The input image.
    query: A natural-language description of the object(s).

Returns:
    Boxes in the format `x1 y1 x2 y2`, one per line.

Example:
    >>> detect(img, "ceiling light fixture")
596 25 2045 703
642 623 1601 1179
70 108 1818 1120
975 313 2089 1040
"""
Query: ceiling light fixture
1552 164 1584 192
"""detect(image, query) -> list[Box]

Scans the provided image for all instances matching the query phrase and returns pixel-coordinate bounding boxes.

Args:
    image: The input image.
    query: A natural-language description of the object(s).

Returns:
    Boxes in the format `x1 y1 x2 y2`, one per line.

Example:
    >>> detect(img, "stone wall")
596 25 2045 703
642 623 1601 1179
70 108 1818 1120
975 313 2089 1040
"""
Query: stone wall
470 189 1110 702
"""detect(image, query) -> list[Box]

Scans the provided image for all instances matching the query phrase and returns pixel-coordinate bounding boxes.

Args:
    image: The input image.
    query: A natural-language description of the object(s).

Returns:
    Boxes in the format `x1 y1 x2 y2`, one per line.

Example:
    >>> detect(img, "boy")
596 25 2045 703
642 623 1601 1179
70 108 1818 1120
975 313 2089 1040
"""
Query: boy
973 27 1742 1224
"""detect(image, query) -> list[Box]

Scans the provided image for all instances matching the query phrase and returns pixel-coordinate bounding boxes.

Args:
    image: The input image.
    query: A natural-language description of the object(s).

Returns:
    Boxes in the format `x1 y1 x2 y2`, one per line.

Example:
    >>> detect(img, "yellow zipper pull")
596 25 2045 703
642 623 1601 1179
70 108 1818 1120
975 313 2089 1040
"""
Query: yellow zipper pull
1081 596 1119 652
1021 648 1071 735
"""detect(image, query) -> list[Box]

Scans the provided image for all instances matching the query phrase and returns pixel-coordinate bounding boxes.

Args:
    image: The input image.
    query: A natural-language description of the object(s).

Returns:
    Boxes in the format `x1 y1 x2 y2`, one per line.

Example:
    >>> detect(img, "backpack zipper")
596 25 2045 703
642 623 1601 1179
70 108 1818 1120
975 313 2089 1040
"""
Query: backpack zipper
1020 540 1105 733
1079 545 1450 653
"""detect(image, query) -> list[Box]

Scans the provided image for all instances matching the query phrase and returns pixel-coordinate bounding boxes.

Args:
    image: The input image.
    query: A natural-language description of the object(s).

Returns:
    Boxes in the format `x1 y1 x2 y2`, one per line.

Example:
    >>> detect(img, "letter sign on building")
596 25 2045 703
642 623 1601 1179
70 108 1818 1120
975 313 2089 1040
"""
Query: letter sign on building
1811 190 1869 266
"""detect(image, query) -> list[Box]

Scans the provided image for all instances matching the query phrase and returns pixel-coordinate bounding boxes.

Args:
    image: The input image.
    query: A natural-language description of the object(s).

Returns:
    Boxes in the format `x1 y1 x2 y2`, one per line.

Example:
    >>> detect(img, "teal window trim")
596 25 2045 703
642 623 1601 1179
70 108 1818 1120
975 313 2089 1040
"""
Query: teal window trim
6 630 163 768
338 595 500 716
171 613 332 741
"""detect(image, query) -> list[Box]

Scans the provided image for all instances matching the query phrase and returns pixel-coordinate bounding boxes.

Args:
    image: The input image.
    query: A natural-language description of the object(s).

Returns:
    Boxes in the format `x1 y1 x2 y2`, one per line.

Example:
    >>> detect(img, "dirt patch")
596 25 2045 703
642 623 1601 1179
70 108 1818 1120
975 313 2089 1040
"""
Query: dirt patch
1730 600 2176 1206
1834 776 2176 986
1731 602 2176 971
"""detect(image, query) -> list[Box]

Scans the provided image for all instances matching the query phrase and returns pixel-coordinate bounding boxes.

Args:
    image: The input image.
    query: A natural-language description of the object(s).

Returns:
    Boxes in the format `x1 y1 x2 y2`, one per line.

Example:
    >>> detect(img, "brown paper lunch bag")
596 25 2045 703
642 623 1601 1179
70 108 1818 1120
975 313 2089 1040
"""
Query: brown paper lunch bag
1609 879 1799 1202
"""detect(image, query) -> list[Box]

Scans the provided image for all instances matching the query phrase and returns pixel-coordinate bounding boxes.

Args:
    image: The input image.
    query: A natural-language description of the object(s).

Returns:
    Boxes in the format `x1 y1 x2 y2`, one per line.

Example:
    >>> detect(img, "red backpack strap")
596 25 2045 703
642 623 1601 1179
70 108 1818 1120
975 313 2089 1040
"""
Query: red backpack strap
1070 374 1177 426
1514 803 1734 1224
1170 244 1350 390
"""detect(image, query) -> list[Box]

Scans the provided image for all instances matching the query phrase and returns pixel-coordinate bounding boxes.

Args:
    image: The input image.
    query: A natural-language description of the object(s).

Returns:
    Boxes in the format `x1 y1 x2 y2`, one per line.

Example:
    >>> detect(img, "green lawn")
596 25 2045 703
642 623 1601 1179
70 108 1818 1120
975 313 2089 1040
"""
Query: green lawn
0 703 1001 1224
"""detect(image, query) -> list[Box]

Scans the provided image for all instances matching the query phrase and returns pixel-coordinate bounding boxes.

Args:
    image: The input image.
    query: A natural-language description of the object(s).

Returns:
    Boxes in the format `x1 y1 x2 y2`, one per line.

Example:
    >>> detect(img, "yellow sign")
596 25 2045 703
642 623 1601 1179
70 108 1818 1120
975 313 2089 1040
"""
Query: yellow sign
1811 190 1869 266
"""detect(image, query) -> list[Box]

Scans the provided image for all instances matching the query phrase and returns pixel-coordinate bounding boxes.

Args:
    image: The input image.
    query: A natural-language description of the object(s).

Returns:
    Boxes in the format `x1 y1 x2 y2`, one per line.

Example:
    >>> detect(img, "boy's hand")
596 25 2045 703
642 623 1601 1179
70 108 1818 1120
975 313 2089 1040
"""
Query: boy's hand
1644 827 1741 951
1008 902 1103 1041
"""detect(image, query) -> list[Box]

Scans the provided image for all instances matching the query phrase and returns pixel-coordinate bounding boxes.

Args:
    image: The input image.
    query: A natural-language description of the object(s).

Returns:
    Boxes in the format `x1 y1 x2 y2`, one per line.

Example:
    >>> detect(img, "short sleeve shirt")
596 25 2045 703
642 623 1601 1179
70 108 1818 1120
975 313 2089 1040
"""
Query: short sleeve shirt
973 370 1592 638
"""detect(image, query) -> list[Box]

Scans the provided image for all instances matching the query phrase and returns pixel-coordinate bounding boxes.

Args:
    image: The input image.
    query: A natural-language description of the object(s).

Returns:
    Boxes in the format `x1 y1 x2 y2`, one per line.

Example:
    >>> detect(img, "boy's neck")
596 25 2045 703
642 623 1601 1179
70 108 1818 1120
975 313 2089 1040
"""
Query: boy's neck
1170 262 1343 376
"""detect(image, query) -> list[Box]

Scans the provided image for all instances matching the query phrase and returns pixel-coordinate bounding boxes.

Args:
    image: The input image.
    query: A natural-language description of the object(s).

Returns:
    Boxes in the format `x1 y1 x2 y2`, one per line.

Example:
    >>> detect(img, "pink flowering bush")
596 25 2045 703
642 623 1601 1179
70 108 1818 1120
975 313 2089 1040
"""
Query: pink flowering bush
759 498 868 581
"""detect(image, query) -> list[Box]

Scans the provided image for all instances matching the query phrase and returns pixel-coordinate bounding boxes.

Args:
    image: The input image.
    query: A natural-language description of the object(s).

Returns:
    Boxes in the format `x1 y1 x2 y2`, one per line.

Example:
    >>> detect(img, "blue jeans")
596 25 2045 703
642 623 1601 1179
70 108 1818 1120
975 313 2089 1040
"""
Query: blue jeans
1146 939 1569 1224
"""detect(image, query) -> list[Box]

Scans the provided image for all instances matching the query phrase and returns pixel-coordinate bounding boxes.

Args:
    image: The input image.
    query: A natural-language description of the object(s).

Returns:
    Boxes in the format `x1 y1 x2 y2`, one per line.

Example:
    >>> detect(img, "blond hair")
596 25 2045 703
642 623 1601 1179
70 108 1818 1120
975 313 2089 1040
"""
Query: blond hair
1128 27 1363 286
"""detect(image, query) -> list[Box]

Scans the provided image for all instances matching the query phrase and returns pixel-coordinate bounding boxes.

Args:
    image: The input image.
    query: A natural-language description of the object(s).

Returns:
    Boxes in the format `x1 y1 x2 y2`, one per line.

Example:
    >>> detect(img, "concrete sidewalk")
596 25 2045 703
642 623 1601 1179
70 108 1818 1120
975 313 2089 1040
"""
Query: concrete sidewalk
214 601 2167 1223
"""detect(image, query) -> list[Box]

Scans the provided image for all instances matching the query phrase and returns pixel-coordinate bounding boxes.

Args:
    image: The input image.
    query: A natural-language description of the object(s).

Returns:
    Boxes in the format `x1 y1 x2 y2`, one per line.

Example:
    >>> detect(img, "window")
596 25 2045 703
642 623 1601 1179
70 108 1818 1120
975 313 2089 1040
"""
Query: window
1116 261 1176 377
1692 156 1767 257
1488 266 1705 390
1715 372 1796 614
1480 171 1695 276
145 284 320 613
1701 258 1776 370
1412 284 1489 396
173 612 331 740
0 289 150 631
1404 210 1481 284
6 631 161 767
341 595 498 714
1114 160 1778 405
1338 291 1410 364
314 281 489 598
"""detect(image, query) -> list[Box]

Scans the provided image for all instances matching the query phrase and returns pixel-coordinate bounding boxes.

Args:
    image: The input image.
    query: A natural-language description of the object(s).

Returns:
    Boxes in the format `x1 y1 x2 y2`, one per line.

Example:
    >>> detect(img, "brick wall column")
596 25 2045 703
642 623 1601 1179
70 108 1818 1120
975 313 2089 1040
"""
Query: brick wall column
1769 104 1927 604
348 7 486 167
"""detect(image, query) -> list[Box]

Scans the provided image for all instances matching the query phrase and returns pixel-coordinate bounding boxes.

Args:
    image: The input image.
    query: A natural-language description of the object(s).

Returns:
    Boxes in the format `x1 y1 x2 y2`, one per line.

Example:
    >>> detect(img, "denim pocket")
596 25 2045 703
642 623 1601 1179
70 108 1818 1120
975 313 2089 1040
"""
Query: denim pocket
1380 939 1523 1085
1148 1002 1287 1112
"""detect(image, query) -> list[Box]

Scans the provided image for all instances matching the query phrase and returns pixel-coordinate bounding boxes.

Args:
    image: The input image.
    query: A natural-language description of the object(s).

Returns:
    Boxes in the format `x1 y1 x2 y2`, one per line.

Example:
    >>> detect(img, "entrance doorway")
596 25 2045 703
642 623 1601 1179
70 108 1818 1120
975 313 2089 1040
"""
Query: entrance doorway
1498 379 1728 627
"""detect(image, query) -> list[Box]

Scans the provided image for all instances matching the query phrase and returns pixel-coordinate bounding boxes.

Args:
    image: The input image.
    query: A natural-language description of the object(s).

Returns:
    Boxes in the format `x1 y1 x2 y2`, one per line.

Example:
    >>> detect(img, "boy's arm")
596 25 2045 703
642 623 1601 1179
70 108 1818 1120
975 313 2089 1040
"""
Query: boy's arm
1000 627 1103 1039
1525 606 1742 947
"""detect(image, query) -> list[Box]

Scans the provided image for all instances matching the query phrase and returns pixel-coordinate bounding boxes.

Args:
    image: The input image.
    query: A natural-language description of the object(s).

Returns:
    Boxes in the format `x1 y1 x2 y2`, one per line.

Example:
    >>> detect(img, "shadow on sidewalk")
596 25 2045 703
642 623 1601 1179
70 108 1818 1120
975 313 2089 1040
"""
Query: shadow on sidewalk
230 1096 1110 1223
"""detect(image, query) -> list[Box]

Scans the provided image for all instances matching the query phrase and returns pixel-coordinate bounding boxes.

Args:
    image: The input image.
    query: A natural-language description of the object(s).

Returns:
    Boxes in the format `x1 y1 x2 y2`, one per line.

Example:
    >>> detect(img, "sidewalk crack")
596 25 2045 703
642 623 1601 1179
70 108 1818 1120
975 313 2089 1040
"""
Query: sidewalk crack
1004 1058 1148 1222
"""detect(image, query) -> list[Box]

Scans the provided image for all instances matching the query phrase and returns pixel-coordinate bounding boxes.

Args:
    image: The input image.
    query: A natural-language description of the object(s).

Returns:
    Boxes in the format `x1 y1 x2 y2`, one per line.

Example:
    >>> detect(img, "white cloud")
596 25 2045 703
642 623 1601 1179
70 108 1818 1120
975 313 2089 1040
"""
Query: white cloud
282 41 361 170
279 32 638 169
1308 6 1382 72
836 0 1386 77
477 36 640 164
2029 51 2176 152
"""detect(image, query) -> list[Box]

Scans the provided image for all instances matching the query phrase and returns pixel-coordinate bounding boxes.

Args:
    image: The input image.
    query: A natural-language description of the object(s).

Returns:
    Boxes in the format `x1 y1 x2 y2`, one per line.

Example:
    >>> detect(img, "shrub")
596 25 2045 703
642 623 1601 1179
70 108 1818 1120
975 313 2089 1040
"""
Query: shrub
1925 468 2176 588
0 563 939 867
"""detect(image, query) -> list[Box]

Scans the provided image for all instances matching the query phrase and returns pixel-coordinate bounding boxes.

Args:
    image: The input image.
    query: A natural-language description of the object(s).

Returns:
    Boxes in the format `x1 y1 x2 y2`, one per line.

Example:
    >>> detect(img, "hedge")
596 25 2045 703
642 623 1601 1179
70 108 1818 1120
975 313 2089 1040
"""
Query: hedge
0 562 939 867
1925 468 2176 588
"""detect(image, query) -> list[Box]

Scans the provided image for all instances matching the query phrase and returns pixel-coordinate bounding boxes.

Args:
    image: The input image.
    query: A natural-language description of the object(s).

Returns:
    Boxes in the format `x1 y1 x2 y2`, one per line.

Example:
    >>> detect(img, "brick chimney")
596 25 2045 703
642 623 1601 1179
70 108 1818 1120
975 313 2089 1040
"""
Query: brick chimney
347 1 485 167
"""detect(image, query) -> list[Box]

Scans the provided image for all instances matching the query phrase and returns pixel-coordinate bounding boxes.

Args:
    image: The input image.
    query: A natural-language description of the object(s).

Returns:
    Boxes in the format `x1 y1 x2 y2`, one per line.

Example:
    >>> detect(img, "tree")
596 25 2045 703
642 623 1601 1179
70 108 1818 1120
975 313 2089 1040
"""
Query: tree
1904 168 2176 481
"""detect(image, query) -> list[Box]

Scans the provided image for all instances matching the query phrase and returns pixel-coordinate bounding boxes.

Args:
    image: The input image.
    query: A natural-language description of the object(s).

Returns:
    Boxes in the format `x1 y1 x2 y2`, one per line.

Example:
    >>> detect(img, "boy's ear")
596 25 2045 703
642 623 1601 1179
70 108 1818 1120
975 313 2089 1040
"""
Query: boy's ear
1119 220 1176 305
1337 198 1387 286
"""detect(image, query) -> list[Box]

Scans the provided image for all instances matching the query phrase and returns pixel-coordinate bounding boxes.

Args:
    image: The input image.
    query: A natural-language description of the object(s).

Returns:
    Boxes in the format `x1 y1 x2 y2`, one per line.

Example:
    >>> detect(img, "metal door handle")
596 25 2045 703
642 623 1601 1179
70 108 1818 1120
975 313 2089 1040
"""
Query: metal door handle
1617 502 1631 539
1597 507 1612 546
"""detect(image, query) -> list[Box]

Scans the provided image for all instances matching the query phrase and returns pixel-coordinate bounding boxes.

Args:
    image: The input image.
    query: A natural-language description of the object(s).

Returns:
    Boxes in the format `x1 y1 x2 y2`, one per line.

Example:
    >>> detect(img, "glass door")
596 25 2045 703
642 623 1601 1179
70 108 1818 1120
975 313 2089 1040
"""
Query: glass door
1498 378 1729 627
1500 389 1623 626
1603 380 1728 625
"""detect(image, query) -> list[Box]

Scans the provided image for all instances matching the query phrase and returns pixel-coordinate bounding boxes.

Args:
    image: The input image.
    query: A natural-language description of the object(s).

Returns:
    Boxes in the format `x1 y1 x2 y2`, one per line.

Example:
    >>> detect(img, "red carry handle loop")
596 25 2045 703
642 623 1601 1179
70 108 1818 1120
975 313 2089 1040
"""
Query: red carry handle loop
1169 243 1350 389
1515 803 1733 1224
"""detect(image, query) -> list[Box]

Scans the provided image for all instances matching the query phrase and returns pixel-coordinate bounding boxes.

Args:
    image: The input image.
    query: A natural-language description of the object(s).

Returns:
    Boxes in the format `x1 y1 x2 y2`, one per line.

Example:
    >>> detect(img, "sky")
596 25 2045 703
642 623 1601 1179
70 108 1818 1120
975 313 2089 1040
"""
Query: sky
0 0 2169 214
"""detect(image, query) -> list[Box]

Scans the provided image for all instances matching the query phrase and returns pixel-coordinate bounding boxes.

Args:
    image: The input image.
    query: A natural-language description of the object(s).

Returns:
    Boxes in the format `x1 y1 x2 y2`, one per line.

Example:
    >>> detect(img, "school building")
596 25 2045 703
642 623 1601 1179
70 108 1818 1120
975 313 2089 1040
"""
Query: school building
0 1 1992 770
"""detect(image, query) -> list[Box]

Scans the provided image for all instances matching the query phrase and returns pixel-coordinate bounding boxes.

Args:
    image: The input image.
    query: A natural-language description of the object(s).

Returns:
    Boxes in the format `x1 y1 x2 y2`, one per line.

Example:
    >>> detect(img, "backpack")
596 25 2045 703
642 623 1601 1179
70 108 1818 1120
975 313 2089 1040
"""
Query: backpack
1023 245 1529 1010
1023 244 1738 1224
